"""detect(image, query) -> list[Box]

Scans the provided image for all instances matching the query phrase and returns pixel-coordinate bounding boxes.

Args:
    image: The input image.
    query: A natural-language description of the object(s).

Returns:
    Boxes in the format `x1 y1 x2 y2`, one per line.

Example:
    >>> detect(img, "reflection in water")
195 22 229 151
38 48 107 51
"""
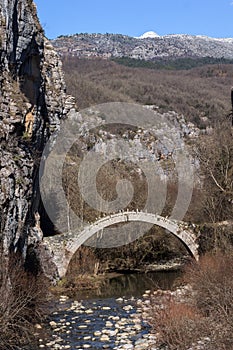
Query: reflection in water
107 271 182 297
74 271 182 300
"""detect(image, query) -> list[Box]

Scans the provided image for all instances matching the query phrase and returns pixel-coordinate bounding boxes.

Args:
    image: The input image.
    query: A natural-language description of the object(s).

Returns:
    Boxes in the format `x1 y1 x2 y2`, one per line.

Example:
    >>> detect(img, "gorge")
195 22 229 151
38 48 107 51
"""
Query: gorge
1 1 233 349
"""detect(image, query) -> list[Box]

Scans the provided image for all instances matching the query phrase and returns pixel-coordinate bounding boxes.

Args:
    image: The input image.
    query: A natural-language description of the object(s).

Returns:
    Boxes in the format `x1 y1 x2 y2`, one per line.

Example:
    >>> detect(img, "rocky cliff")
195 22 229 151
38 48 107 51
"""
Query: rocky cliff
0 0 75 266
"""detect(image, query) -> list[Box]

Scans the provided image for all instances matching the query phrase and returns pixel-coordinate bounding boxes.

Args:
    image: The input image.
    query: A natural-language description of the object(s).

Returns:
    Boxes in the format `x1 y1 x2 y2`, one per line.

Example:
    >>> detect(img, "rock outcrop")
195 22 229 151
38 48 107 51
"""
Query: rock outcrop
0 0 75 270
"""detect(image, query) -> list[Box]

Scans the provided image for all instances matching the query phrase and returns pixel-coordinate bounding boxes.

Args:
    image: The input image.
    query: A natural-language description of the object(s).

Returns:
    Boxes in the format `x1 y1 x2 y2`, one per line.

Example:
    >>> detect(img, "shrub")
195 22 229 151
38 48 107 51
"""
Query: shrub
0 253 49 349
148 291 209 350
185 252 233 349
149 251 233 349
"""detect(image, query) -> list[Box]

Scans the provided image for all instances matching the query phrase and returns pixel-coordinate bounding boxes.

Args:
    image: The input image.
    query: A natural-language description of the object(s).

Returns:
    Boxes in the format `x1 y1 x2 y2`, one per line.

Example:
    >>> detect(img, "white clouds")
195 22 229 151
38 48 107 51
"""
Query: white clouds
230 1 233 5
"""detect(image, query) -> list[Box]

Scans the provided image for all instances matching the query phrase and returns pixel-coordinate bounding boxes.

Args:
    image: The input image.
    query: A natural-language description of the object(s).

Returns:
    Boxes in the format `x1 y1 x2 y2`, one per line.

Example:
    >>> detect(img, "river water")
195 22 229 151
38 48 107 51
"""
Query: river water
41 271 181 350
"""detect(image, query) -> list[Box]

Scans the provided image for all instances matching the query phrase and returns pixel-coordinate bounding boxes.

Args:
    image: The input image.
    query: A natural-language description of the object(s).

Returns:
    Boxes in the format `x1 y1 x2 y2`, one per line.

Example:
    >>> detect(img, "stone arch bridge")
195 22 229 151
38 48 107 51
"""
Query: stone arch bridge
44 211 199 278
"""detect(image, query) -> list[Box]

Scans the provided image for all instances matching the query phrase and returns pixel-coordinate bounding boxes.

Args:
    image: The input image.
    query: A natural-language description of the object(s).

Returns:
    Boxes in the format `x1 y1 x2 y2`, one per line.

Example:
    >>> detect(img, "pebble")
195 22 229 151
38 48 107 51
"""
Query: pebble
49 321 57 328
83 336 91 340
35 323 42 329
116 297 124 302
100 334 110 341
123 305 133 311
85 309 93 314
122 345 134 349
94 331 101 336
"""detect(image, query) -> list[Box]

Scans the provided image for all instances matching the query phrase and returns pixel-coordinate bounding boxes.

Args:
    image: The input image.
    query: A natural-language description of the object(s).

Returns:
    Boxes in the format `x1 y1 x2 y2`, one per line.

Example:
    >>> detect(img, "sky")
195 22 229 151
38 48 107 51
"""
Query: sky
34 0 233 40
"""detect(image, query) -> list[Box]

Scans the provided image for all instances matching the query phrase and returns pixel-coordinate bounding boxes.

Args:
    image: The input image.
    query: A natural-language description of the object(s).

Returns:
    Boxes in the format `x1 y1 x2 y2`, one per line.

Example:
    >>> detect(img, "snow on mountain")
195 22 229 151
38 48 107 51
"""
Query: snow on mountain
52 32 233 61
137 31 160 39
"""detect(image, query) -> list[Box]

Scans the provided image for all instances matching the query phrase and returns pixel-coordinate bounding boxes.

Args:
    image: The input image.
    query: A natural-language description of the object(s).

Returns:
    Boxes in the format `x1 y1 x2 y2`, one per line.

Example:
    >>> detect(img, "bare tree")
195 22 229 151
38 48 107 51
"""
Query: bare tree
194 122 233 223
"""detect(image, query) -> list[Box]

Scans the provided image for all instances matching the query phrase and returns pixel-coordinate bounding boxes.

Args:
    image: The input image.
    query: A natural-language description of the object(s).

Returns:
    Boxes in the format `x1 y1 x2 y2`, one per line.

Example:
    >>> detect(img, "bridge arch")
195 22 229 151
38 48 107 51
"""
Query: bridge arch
44 211 199 278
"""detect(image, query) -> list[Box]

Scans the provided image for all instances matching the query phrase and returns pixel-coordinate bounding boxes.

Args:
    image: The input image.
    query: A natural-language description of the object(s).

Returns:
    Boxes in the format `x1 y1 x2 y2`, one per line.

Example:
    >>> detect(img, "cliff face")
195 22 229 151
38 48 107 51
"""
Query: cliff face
0 0 75 259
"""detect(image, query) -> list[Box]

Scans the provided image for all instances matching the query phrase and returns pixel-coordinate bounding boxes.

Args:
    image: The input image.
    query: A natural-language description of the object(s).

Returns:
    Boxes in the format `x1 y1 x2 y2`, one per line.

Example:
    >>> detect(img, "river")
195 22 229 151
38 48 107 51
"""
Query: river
40 271 181 350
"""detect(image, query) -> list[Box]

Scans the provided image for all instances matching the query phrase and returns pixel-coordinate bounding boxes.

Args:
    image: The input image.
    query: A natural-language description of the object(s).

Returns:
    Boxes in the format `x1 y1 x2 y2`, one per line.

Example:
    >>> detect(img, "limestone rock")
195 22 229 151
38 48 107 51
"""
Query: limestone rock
0 0 76 271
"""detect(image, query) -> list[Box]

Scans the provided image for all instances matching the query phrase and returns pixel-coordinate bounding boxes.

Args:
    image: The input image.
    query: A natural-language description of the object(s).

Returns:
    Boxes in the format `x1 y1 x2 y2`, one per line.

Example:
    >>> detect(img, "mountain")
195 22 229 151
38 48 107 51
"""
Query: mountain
52 32 233 61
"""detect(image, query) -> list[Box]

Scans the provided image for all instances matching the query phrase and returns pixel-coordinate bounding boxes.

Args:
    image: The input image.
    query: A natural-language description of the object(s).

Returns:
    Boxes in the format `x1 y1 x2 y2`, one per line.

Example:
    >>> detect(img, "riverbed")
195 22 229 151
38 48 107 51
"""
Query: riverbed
39 271 181 350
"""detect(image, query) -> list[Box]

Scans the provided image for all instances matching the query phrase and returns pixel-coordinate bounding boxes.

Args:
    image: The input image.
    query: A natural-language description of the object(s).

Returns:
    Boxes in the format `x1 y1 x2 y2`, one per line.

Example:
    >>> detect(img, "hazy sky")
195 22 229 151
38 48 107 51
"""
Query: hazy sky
34 0 233 39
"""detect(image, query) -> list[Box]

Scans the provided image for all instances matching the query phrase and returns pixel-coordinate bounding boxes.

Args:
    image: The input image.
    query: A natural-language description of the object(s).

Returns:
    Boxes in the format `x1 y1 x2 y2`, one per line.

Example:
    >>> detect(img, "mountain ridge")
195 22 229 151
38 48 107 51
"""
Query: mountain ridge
52 32 233 61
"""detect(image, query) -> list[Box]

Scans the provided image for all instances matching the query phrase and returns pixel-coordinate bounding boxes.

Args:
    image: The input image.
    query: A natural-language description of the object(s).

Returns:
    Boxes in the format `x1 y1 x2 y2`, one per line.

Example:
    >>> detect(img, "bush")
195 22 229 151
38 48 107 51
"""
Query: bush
148 251 233 349
185 252 233 349
0 253 49 349
148 290 209 350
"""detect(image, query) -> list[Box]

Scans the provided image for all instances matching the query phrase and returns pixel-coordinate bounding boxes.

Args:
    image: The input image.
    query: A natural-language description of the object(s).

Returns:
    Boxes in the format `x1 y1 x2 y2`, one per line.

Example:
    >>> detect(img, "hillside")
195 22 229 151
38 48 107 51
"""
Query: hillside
60 54 233 276
52 32 233 61
62 57 233 126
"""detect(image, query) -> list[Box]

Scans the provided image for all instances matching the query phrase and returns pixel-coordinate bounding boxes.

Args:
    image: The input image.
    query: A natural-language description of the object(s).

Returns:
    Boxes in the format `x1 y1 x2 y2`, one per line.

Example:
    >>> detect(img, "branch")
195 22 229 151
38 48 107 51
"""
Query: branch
209 170 227 193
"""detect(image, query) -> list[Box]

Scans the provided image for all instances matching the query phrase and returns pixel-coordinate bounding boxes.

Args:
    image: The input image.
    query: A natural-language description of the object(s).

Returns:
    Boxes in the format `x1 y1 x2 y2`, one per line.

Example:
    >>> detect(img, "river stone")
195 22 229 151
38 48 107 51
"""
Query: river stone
123 305 133 311
111 316 120 321
94 331 101 336
134 324 142 330
83 336 91 340
117 332 129 339
122 344 134 349
116 298 124 302
53 328 61 332
74 309 84 313
78 325 88 329
49 321 57 328
45 343 54 347
102 306 111 310
100 334 110 341
85 309 93 314
115 323 123 329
